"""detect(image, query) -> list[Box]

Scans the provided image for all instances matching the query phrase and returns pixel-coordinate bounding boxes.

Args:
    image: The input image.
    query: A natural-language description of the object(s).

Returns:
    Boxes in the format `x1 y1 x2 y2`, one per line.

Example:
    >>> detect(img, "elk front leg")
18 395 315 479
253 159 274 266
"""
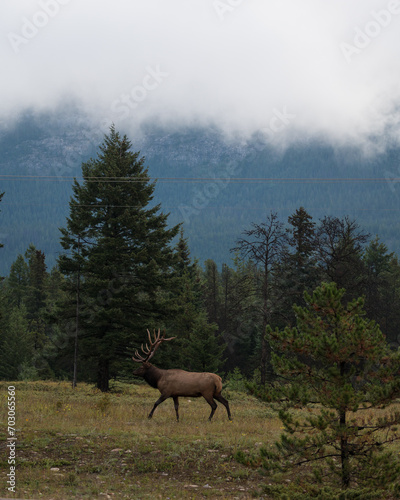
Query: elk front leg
173 396 179 422
148 394 168 419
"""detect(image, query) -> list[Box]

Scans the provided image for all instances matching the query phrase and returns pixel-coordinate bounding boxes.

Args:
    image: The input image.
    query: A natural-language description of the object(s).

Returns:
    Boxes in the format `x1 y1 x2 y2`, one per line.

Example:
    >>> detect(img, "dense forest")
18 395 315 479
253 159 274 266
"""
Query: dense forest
1 127 400 390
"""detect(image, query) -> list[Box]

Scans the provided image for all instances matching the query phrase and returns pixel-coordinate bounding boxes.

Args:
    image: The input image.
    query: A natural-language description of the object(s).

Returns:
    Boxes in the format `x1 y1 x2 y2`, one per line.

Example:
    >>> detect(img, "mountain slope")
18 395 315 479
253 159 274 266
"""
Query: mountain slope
0 111 399 275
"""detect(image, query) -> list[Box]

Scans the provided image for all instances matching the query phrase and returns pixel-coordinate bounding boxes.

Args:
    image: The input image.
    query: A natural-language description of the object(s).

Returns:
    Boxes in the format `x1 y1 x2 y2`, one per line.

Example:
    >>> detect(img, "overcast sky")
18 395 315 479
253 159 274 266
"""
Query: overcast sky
2 0 400 149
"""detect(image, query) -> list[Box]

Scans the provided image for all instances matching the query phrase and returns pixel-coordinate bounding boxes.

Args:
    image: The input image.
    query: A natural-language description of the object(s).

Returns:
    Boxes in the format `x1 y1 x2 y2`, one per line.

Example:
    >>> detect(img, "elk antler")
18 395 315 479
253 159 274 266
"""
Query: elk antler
132 328 176 363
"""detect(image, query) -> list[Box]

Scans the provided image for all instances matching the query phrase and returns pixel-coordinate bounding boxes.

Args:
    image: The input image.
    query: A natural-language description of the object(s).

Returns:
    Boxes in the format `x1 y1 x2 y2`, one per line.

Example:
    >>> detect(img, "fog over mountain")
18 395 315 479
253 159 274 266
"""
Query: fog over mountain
0 108 399 276
2 0 400 151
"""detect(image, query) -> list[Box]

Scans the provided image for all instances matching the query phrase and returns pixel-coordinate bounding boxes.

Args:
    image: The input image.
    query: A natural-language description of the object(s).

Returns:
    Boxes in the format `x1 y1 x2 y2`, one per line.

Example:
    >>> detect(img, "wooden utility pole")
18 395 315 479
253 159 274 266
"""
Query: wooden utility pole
72 236 81 389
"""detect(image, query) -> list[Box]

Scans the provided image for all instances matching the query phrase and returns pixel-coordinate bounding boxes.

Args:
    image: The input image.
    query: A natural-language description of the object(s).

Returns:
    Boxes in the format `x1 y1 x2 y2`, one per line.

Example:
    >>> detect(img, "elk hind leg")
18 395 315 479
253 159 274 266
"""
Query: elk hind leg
204 396 218 421
215 394 232 421
148 394 168 419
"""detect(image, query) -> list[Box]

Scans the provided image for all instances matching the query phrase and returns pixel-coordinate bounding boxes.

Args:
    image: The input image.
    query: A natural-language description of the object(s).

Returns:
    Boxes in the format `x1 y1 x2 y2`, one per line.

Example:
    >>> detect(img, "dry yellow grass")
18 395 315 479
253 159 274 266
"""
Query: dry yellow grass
0 380 280 499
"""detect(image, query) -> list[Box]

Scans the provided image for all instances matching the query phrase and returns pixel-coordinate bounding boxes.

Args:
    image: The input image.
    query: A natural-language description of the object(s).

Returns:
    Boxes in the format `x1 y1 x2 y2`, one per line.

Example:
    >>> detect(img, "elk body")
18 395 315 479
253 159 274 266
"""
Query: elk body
132 329 232 422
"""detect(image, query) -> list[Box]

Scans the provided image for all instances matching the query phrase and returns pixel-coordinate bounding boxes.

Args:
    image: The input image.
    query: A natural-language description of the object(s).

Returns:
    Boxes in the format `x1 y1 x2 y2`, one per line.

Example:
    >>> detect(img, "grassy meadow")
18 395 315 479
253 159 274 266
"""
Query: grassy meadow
2 381 400 499
0 380 280 499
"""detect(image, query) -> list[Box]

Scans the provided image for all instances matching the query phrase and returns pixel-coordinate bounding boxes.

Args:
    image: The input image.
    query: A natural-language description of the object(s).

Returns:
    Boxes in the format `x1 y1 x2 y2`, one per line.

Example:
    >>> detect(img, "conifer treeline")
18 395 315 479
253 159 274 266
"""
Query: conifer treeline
1 130 399 388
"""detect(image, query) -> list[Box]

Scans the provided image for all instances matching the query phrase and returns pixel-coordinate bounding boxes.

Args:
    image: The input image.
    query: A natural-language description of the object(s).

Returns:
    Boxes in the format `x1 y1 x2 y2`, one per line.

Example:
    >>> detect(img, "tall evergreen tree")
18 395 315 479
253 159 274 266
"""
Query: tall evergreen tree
165 230 225 373
287 206 315 268
275 207 319 326
0 191 4 283
6 254 29 308
174 228 197 280
0 193 3 243
382 256 400 347
1 247 57 379
161 229 204 369
58 126 180 391
363 237 394 330
25 245 48 350
185 311 225 373
203 259 221 326
0 306 31 380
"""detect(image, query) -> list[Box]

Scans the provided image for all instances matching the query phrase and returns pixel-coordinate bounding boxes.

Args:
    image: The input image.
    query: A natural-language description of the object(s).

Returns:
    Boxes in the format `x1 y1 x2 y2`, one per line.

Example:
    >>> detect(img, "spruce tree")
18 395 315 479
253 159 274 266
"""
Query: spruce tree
380 256 400 347
159 229 203 369
25 245 47 350
203 259 221 326
7 254 29 308
0 306 31 380
275 207 319 326
362 237 400 344
0 192 4 282
165 230 225 373
185 312 225 373
287 206 315 268
0 193 3 244
58 126 179 391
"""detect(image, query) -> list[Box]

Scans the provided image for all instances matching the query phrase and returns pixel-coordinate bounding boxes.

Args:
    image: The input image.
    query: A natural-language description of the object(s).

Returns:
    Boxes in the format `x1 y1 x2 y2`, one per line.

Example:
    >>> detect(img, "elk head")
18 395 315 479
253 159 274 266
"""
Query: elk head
132 328 175 376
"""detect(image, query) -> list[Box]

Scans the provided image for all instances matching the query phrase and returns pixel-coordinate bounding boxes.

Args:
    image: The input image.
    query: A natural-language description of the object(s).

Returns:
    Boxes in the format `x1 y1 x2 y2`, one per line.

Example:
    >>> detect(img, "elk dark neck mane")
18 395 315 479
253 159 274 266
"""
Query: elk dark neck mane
143 364 164 389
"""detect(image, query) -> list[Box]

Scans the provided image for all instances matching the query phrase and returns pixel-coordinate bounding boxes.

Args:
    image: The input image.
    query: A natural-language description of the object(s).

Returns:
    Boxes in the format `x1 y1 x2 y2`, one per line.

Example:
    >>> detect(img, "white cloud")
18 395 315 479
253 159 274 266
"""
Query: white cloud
1 0 400 147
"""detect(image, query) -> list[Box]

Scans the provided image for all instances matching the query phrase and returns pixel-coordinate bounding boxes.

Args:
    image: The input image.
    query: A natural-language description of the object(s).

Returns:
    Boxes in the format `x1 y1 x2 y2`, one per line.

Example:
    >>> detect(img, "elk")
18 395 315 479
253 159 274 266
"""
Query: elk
132 329 232 422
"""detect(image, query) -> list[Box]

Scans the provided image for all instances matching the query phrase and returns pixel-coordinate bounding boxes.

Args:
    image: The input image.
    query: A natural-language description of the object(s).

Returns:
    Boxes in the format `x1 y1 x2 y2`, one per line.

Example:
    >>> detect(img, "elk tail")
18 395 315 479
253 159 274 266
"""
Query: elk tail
213 375 223 396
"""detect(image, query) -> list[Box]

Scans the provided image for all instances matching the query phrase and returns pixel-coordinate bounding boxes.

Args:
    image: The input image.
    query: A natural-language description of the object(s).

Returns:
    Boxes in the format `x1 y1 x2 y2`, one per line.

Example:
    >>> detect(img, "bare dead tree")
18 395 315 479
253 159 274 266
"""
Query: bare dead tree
314 215 369 297
231 212 289 385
